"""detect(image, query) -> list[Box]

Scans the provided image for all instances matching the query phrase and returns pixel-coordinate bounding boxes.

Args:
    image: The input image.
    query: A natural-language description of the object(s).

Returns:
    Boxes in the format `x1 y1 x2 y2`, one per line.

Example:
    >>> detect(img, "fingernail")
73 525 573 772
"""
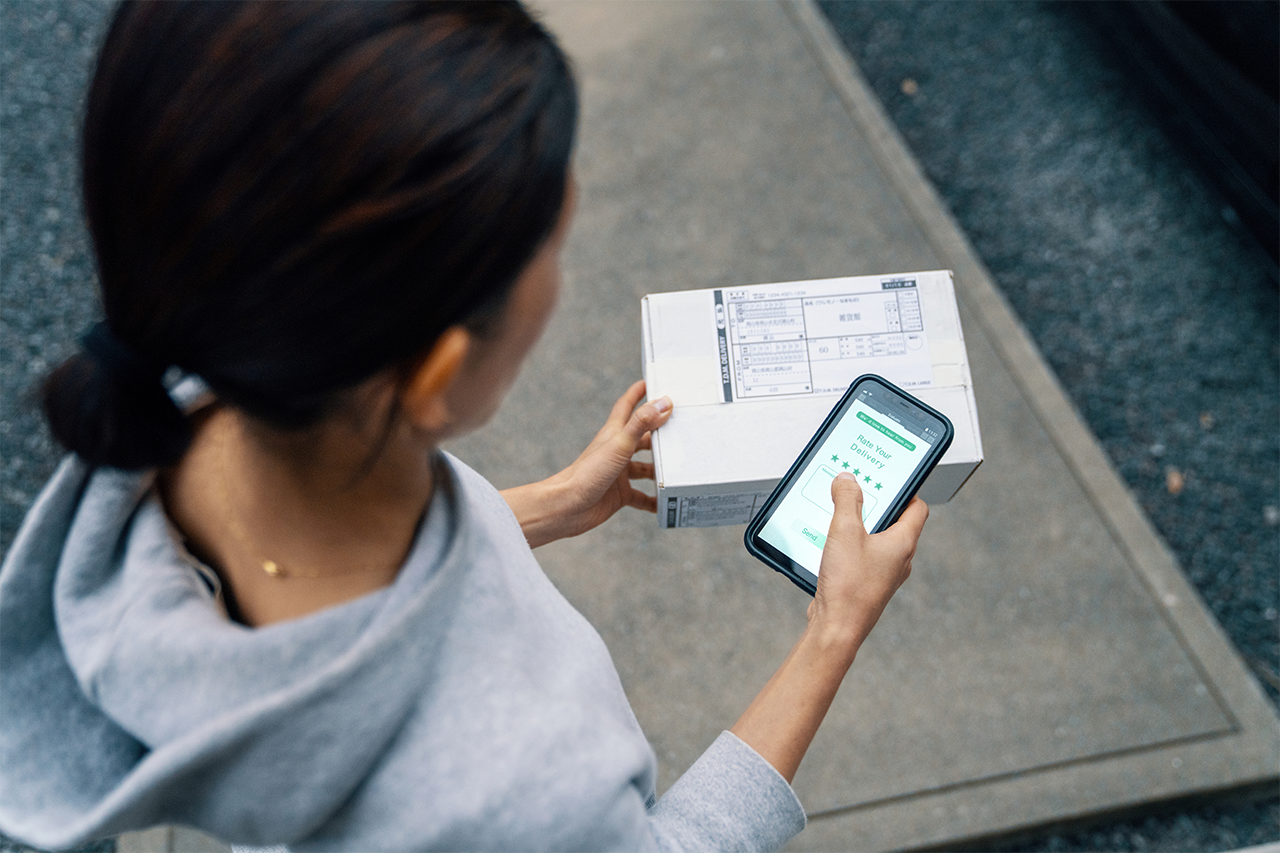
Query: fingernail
651 396 672 414
835 472 856 482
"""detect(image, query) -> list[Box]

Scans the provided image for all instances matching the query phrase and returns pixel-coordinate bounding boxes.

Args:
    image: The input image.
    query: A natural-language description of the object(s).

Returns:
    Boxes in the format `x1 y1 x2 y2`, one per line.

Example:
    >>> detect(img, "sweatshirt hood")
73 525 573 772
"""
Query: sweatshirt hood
0 456 465 849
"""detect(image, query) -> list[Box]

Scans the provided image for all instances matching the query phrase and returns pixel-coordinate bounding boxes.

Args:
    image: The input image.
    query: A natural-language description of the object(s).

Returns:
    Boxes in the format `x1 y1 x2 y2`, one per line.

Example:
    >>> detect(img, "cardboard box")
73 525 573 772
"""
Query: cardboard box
642 270 983 528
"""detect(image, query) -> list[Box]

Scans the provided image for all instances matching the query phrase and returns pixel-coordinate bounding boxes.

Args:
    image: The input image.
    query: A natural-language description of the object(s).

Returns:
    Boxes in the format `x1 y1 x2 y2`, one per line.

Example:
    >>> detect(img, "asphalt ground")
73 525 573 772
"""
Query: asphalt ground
817 1 1279 850
0 0 105 556
1 2 1276 852
0 2 115 850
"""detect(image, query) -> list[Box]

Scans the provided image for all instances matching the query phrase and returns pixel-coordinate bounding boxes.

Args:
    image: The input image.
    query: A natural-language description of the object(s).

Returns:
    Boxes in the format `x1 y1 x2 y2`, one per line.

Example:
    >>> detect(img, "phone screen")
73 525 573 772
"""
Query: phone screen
754 379 947 580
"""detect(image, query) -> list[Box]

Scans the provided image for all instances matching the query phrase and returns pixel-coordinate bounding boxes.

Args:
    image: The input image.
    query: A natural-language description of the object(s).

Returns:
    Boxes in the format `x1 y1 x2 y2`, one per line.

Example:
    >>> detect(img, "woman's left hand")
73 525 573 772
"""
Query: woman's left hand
501 380 673 548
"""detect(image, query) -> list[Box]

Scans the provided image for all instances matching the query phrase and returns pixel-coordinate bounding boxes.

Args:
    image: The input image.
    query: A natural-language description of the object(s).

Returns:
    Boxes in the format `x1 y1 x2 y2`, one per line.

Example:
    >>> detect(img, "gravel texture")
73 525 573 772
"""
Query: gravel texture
0 0 106 555
0 840 110 853
2 5 117 853
817 1 1279 850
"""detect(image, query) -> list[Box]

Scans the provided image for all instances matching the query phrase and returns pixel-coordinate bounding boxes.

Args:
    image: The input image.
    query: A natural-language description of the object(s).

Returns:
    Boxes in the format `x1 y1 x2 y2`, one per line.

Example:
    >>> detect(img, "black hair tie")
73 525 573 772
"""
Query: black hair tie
80 322 166 388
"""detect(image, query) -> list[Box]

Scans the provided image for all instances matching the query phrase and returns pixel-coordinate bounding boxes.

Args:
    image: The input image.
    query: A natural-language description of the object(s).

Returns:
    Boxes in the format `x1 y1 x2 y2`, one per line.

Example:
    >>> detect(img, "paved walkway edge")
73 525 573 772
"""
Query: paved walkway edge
1231 843 1280 853
783 0 1279 845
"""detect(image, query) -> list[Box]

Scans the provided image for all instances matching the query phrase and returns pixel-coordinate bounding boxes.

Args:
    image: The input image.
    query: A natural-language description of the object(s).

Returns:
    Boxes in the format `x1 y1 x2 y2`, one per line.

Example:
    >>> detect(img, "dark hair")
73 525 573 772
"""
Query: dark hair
42 0 577 470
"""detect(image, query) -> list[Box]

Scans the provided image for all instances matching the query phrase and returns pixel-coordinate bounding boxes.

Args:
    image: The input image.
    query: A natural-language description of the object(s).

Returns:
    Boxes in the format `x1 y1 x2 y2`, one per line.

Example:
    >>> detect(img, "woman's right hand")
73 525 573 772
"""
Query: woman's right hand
808 472 928 652
729 472 929 782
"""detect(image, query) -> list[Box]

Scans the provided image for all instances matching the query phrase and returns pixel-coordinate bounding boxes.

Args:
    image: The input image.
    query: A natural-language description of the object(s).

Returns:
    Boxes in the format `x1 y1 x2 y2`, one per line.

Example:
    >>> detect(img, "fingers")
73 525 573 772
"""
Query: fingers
604 381 671 450
616 394 672 449
898 496 929 535
607 380 649 426
881 497 928 551
628 489 658 513
627 459 655 481
826 472 866 541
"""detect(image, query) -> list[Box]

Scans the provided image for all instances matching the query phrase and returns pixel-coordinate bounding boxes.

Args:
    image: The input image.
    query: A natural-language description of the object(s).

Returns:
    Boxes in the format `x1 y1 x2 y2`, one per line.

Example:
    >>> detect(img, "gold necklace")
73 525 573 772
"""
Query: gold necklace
216 421 393 581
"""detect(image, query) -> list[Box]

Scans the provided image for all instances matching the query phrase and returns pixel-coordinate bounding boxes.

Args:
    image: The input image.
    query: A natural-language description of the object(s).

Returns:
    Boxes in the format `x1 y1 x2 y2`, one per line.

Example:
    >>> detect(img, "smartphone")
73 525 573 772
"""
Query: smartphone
744 374 953 595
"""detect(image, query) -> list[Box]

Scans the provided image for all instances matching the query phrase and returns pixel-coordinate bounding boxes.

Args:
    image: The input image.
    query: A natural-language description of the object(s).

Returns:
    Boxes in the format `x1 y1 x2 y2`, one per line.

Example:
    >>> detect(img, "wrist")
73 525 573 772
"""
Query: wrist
502 478 576 548
803 607 870 665
538 475 581 535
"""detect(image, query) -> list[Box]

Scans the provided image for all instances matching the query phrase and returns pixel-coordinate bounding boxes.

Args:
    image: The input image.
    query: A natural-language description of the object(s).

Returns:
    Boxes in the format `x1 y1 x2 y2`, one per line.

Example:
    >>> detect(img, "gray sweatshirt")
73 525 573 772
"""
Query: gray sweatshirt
0 453 806 851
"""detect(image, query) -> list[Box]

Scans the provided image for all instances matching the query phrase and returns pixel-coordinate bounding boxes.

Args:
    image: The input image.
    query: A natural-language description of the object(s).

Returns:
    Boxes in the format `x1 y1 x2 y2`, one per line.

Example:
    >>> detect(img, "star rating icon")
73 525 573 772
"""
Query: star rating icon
875 482 883 490
831 454 839 463
852 468 861 476
863 474 872 484
841 461 850 469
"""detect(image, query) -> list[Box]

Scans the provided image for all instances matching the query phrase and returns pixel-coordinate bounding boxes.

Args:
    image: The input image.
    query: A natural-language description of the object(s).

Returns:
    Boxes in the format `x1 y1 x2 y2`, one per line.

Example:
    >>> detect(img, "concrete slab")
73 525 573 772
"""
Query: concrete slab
1235 844 1280 853
117 827 168 853
116 2 1278 850
446 1 1280 850
116 826 228 853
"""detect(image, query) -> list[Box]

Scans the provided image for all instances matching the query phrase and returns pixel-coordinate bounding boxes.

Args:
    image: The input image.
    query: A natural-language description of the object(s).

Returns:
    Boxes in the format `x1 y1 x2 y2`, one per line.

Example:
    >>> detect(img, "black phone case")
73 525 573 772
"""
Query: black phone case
744 374 954 596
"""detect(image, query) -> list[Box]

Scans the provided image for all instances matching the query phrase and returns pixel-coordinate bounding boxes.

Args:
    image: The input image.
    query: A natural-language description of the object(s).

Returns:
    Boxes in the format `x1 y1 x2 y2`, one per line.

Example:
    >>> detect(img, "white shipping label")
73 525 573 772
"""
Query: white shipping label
663 493 768 528
719 276 934 400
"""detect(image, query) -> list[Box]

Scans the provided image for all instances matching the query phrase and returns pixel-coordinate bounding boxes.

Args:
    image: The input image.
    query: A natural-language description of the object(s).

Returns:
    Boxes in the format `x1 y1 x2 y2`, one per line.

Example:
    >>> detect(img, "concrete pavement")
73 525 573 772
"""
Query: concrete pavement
450 2 1279 849
113 1 1277 850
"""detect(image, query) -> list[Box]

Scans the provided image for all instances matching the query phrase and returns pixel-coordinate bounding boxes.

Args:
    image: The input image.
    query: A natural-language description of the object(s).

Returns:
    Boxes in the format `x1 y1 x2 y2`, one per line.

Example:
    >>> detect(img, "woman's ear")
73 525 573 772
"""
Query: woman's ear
400 327 473 432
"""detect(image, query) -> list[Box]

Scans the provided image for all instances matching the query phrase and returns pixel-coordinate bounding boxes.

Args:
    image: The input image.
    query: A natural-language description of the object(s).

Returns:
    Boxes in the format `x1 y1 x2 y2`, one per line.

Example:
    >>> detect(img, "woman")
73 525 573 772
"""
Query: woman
0 2 927 850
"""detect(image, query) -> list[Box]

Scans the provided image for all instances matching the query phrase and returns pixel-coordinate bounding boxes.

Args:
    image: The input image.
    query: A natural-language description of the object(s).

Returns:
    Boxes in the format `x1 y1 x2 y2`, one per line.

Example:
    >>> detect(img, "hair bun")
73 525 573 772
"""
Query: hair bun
80 321 164 388
42 329 192 470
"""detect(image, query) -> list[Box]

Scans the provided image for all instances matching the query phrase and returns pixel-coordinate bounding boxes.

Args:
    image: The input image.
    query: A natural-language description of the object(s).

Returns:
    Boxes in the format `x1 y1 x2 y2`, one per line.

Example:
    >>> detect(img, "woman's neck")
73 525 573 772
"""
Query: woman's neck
160 405 438 627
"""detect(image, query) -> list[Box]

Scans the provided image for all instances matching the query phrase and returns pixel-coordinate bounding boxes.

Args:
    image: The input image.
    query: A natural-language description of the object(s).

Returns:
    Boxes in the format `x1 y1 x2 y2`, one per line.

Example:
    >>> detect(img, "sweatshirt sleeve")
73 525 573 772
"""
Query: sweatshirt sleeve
646 731 807 853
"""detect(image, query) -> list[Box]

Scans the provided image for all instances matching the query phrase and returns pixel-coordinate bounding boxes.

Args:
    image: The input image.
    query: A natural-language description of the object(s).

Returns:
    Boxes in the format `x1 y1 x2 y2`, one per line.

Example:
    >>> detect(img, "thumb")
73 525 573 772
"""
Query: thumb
827 472 866 540
618 396 672 448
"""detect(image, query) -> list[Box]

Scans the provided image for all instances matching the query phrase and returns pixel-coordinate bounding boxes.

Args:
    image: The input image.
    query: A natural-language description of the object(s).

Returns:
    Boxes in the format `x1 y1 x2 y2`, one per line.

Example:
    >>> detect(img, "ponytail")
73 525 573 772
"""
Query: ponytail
42 323 191 470
42 1 576 469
